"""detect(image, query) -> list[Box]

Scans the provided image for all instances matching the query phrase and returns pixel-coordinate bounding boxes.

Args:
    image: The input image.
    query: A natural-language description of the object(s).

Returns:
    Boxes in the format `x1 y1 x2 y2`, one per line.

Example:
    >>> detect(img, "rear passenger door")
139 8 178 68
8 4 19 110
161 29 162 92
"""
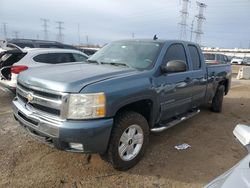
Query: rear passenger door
187 45 207 107
157 43 194 122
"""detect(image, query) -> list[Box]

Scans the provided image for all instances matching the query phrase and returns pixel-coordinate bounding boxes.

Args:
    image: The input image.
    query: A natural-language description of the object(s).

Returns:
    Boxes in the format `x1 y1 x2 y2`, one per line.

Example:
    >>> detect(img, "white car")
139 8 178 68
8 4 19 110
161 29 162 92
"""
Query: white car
204 124 250 188
0 48 88 92
230 57 245 65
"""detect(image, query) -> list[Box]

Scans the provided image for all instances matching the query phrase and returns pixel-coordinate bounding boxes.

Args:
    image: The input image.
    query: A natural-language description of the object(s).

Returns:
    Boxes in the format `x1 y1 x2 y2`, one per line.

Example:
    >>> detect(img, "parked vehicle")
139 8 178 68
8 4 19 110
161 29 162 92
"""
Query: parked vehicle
230 57 245 65
7 38 78 50
12 39 231 170
204 124 250 188
243 57 250 65
203 53 229 64
0 48 88 91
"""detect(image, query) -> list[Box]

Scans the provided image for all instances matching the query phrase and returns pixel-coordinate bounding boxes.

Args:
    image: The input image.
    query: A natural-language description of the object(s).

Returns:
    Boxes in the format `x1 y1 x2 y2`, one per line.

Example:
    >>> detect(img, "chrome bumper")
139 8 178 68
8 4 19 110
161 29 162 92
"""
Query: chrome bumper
12 97 60 137
12 97 114 153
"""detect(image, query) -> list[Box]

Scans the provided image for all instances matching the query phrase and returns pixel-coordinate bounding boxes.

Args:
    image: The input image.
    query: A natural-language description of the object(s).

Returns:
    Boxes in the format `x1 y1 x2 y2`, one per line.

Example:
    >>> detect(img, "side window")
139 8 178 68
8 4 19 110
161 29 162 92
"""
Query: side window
72 53 87 62
33 54 49 63
188 45 201 70
164 44 187 65
33 53 75 64
223 55 228 63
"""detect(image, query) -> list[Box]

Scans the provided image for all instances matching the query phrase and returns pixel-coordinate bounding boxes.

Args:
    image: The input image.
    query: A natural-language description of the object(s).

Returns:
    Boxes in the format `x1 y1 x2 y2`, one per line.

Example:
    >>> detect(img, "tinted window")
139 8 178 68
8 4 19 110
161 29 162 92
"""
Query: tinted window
72 53 87 62
188 45 201 70
82 49 97 56
33 53 75 64
165 44 187 65
218 54 223 61
204 54 215 61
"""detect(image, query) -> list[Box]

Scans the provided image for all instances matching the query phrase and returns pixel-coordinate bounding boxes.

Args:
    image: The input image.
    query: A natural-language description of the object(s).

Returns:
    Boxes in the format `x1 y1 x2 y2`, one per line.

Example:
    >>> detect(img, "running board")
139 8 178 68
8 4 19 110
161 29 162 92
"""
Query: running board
150 109 200 132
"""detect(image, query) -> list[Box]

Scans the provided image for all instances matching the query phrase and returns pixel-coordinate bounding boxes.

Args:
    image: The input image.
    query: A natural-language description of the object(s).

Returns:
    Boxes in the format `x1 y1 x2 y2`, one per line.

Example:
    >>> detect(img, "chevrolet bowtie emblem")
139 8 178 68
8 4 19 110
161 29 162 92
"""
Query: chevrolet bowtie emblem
27 92 34 103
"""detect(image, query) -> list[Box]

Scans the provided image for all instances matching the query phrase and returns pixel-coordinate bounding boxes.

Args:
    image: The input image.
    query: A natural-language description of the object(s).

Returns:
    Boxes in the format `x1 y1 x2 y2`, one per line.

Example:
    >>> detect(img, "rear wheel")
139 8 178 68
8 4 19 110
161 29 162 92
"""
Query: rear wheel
101 111 149 171
211 85 225 112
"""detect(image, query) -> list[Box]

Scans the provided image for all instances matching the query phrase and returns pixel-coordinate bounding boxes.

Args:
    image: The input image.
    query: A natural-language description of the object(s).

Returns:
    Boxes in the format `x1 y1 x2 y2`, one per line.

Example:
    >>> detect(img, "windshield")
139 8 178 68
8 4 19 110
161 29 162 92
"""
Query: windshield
88 41 162 70
204 53 215 61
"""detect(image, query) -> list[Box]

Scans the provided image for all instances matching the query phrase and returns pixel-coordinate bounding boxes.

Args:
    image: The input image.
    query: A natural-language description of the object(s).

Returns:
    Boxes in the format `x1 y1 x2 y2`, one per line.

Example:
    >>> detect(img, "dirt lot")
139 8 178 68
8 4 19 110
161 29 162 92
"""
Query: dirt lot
0 78 250 188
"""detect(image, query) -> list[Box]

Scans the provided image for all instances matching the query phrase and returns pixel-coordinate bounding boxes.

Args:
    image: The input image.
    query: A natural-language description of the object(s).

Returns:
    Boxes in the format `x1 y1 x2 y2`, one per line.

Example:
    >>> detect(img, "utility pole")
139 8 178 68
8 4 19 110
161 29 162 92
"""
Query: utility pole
190 18 195 42
86 35 89 46
178 0 190 40
13 31 19 39
194 2 207 45
2 23 8 39
41 18 49 40
77 24 81 45
56 21 64 43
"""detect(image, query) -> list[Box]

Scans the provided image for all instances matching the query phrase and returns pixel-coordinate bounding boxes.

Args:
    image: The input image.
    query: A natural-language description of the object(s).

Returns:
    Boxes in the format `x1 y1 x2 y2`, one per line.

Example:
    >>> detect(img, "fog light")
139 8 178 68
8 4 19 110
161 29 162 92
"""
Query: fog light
69 143 84 151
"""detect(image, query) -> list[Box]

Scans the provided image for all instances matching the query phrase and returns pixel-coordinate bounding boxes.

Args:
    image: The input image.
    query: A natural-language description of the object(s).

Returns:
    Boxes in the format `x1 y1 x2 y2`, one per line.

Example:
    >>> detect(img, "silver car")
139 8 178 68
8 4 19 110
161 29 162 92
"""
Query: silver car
204 124 250 188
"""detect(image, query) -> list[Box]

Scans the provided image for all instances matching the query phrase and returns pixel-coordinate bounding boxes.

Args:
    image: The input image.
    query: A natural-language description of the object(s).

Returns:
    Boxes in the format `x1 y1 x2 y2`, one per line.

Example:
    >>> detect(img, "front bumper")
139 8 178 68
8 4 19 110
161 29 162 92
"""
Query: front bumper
12 97 113 153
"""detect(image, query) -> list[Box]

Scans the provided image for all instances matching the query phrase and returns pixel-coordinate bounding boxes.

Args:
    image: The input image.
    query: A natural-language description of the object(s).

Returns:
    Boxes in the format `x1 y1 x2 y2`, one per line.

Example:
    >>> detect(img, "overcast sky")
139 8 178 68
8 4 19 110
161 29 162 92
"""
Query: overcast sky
0 0 249 48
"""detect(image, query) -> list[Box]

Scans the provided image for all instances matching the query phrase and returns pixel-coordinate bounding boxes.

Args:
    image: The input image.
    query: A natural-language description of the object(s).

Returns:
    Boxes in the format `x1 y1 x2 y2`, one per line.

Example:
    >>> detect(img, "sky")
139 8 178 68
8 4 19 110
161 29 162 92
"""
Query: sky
0 0 250 48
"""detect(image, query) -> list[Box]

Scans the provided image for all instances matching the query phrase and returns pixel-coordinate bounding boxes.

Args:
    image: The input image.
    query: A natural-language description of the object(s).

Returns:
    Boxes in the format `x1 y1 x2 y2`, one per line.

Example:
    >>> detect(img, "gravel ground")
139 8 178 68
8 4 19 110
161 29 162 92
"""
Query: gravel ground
0 79 250 188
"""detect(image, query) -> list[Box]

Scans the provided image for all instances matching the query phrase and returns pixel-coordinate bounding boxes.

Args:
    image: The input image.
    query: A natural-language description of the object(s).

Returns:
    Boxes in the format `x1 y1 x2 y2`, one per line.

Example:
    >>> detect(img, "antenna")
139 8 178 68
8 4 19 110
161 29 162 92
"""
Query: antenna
194 2 207 44
178 0 190 40
56 21 64 43
41 18 49 40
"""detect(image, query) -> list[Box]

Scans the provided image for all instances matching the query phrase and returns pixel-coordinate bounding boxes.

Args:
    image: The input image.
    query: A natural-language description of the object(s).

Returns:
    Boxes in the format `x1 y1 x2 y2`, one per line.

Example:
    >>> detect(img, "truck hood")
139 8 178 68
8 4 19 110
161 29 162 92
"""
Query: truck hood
18 62 138 93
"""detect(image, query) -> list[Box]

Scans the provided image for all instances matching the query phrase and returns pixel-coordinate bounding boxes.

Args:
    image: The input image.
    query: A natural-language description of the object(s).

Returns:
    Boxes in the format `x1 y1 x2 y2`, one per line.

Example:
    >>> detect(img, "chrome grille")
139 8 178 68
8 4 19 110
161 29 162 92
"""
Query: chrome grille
16 82 68 120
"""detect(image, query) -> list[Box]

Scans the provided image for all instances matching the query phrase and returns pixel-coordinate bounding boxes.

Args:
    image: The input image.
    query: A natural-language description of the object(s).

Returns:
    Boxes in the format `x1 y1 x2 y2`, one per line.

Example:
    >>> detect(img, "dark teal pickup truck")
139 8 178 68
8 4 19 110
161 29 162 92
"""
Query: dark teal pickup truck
12 39 231 170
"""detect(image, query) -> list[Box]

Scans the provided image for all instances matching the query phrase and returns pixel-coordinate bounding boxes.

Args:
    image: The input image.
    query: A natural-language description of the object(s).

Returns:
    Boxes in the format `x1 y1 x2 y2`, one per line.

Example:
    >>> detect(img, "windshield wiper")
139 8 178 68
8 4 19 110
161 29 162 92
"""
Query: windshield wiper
86 59 100 64
100 62 130 68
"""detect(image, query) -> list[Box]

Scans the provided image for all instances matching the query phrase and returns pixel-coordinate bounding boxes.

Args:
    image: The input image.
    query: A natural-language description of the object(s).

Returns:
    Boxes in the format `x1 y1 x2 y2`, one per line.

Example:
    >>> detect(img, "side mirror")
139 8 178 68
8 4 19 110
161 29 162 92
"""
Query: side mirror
161 60 187 73
233 124 250 152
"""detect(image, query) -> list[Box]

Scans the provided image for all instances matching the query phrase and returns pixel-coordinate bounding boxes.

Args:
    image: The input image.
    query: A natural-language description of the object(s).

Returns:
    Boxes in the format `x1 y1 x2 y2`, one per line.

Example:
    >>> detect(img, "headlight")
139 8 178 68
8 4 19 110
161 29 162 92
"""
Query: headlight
67 93 105 119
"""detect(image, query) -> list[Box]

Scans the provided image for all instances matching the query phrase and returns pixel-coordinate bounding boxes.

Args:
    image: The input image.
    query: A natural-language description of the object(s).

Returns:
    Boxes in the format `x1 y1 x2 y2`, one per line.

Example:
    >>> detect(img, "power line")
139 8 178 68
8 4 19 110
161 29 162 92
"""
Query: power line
41 18 49 40
178 0 190 40
56 21 64 43
193 1 207 45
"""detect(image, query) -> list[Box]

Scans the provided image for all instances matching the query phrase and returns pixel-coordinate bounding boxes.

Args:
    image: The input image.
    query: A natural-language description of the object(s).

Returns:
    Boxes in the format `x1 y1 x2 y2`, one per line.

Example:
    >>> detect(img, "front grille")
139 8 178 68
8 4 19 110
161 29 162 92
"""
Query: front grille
16 82 65 118
18 82 61 100
30 103 60 116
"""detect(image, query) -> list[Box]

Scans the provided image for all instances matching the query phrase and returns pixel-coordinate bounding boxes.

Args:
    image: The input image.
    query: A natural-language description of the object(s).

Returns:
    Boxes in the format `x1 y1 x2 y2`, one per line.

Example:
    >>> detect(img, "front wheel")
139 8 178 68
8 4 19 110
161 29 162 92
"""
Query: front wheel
101 111 149 171
211 85 225 112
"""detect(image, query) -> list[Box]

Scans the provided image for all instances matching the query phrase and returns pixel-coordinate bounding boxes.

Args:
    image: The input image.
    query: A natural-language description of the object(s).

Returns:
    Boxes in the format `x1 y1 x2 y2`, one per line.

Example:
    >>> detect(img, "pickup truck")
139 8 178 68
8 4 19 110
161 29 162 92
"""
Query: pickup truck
12 39 231 170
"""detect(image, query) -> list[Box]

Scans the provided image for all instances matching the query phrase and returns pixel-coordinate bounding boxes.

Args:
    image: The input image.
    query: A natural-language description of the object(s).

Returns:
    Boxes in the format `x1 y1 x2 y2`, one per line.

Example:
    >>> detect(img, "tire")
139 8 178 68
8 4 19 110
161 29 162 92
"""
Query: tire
101 111 149 171
211 85 225 112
